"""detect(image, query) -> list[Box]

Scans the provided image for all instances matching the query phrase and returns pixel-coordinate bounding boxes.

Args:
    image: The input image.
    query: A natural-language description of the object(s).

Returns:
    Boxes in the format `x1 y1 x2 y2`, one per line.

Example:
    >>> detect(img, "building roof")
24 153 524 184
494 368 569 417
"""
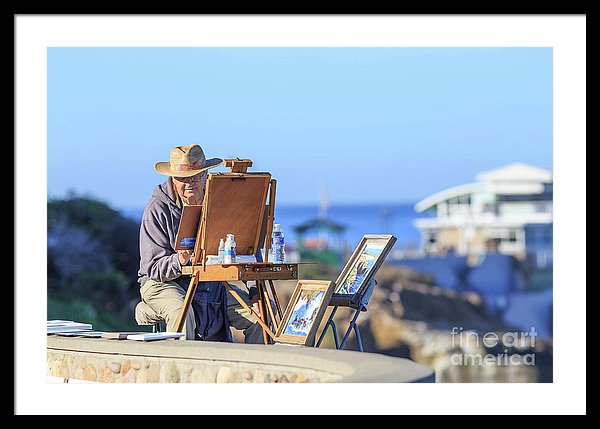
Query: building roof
293 217 346 234
476 162 552 183
414 183 482 213
414 163 552 213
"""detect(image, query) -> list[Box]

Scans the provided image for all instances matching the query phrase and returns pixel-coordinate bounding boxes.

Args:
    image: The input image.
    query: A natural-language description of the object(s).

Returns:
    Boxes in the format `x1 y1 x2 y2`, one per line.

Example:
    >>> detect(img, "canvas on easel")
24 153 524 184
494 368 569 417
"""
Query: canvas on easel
192 171 272 266
330 234 397 306
175 205 202 250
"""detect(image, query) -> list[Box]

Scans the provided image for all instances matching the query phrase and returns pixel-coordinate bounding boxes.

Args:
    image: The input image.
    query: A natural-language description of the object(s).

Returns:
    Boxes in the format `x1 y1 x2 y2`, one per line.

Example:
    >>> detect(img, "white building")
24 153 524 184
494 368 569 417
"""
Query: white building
413 163 553 268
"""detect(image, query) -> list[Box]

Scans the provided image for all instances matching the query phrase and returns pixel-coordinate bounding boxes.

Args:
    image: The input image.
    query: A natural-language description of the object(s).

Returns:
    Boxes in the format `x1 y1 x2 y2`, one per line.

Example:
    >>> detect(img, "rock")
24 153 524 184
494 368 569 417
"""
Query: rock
122 368 137 383
252 369 265 383
82 364 97 382
145 363 160 383
98 363 113 383
121 359 131 375
334 264 553 382
242 371 253 382
165 364 180 383
216 366 232 383
289 374 308 383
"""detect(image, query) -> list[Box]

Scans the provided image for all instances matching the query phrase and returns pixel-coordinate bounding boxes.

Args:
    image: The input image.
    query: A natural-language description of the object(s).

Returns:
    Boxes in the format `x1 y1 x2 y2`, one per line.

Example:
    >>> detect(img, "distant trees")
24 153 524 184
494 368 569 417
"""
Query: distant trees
47 194 141 327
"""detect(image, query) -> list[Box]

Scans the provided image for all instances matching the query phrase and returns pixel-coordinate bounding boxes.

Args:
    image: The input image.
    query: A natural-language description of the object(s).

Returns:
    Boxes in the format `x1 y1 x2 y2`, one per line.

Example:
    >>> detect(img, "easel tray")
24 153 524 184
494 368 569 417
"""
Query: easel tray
182 262 299 281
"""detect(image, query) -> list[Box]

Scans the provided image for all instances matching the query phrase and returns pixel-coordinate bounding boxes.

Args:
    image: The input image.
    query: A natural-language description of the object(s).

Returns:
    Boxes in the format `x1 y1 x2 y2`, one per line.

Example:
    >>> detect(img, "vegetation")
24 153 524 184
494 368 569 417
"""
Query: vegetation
47 193 148 331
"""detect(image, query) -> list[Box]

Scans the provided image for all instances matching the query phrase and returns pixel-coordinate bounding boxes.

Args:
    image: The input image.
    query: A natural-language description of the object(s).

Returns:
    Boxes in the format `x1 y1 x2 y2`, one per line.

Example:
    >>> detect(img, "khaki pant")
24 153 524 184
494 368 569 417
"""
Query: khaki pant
140 279 264 343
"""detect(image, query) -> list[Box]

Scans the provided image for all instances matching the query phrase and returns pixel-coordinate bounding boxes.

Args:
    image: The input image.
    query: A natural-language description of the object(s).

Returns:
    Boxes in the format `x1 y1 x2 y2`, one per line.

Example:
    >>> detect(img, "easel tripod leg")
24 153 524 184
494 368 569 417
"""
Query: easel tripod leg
175 271 200 334
339 307 362 350
225 282 275 338
267 279 283 324
263 283 279 333
257 281 271 345
353 324 363 352
316 307 338 348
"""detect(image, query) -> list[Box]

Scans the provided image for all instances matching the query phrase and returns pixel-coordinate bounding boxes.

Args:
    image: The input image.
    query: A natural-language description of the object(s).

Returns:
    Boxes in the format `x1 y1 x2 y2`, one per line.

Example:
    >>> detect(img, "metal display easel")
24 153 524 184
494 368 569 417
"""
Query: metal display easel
315 279 377 351
315 234 396 352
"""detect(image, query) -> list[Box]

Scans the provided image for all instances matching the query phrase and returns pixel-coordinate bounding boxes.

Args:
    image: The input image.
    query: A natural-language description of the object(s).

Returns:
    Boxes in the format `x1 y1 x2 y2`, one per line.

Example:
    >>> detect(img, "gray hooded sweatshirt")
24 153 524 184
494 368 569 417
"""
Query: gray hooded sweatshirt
137 179 186 288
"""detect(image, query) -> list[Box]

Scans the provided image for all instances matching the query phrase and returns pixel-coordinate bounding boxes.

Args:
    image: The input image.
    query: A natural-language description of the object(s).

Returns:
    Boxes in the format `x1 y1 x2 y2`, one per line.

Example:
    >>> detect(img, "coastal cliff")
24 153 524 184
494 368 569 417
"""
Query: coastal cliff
269 264 552 383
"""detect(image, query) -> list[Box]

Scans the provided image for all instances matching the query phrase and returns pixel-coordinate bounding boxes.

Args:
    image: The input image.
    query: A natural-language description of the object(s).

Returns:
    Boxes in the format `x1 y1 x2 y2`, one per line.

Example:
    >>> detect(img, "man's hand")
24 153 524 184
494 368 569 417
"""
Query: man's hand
178 249 193 266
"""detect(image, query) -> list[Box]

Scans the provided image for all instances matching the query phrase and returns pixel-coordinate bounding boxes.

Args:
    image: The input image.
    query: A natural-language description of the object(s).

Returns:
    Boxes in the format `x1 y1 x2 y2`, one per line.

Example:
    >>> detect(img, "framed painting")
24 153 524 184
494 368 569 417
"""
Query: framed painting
333 234 397 298
275 280 335 347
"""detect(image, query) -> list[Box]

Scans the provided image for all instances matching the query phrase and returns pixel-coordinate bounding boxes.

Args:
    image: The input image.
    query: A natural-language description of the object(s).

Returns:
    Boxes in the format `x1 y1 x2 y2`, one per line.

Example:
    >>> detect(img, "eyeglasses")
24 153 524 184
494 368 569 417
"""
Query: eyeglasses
173 173 206 184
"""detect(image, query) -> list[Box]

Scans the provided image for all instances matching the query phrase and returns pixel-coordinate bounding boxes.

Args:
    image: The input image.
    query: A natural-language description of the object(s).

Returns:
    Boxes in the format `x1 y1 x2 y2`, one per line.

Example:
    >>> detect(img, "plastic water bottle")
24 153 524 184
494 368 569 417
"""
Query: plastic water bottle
272 224 285 263
218 238 225 264
229 234 237 262
224 234 236 264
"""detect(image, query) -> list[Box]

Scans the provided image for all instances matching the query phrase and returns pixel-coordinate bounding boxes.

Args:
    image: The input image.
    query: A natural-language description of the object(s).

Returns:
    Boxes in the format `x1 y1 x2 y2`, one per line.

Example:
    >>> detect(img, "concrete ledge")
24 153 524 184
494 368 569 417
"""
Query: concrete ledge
47 336 434 383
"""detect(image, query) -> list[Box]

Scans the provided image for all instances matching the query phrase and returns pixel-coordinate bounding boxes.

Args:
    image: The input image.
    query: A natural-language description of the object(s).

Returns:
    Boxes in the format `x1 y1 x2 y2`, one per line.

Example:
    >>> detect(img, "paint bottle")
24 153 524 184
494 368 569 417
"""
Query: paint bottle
224 234 236 264
218 238 225 264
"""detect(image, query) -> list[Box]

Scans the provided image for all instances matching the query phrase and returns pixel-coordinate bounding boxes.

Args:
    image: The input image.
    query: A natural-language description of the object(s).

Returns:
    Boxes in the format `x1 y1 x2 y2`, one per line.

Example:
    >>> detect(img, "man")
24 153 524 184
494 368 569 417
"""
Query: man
137 144 263 342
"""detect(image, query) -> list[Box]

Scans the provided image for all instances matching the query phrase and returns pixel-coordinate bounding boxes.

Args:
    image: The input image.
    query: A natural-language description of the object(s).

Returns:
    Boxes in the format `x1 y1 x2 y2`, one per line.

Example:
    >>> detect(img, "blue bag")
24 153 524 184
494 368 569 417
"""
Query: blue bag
191 281 232 342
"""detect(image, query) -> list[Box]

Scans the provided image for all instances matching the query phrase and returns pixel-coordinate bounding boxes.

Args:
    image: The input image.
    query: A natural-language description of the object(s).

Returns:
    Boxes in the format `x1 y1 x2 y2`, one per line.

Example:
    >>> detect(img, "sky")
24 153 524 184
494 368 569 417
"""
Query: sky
47 46 553 210
16 15 586 415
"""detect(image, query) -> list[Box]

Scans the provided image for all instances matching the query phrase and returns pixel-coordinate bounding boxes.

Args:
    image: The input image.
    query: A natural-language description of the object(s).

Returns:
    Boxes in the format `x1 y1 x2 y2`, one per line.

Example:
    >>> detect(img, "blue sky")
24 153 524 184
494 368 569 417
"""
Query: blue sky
47 47 552 210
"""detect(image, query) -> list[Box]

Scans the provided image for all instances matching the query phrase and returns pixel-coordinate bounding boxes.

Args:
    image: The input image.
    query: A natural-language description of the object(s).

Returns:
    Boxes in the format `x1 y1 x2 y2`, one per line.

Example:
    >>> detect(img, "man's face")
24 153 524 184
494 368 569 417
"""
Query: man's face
172 171 207 205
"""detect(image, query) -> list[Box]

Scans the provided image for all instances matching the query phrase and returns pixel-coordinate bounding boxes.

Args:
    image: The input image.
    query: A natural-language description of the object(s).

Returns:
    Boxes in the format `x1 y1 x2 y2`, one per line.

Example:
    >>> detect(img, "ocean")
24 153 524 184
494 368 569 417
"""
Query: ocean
121 203 429 253
274 203 427 251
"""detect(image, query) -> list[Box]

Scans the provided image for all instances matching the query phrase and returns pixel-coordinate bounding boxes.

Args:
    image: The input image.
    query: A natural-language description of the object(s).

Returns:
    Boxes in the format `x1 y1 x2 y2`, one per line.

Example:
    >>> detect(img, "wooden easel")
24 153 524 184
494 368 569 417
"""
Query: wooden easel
174 159 297 344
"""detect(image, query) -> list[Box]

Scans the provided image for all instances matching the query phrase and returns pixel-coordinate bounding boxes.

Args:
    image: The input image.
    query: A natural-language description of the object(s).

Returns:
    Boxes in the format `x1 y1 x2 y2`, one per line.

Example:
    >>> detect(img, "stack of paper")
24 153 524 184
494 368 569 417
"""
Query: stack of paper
47 320 93 334
101 332 146 340
53 330 104 338
126 332 184 341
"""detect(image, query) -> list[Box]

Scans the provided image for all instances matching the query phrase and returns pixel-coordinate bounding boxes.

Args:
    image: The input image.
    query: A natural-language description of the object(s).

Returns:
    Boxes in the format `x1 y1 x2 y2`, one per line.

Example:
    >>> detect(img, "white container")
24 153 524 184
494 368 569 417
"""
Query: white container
218 238 225 264
228 234 237 261
271 224 285 263
224 234 236 264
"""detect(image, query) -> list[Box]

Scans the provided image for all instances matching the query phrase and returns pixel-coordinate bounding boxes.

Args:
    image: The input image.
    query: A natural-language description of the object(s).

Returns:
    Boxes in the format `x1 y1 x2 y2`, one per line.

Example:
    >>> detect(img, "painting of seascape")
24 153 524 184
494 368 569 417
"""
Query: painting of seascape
283 290 326 336
336 243 385 295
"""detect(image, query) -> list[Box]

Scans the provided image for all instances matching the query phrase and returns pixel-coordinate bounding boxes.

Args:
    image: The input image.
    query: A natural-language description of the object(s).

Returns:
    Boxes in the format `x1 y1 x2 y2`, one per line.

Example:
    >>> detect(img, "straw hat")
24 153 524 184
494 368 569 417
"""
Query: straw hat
154 144 223 177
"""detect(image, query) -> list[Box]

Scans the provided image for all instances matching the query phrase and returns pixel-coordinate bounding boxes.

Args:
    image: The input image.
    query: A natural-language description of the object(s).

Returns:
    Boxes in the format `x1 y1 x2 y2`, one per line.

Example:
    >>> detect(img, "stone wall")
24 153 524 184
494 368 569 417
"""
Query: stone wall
47 336 434 383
